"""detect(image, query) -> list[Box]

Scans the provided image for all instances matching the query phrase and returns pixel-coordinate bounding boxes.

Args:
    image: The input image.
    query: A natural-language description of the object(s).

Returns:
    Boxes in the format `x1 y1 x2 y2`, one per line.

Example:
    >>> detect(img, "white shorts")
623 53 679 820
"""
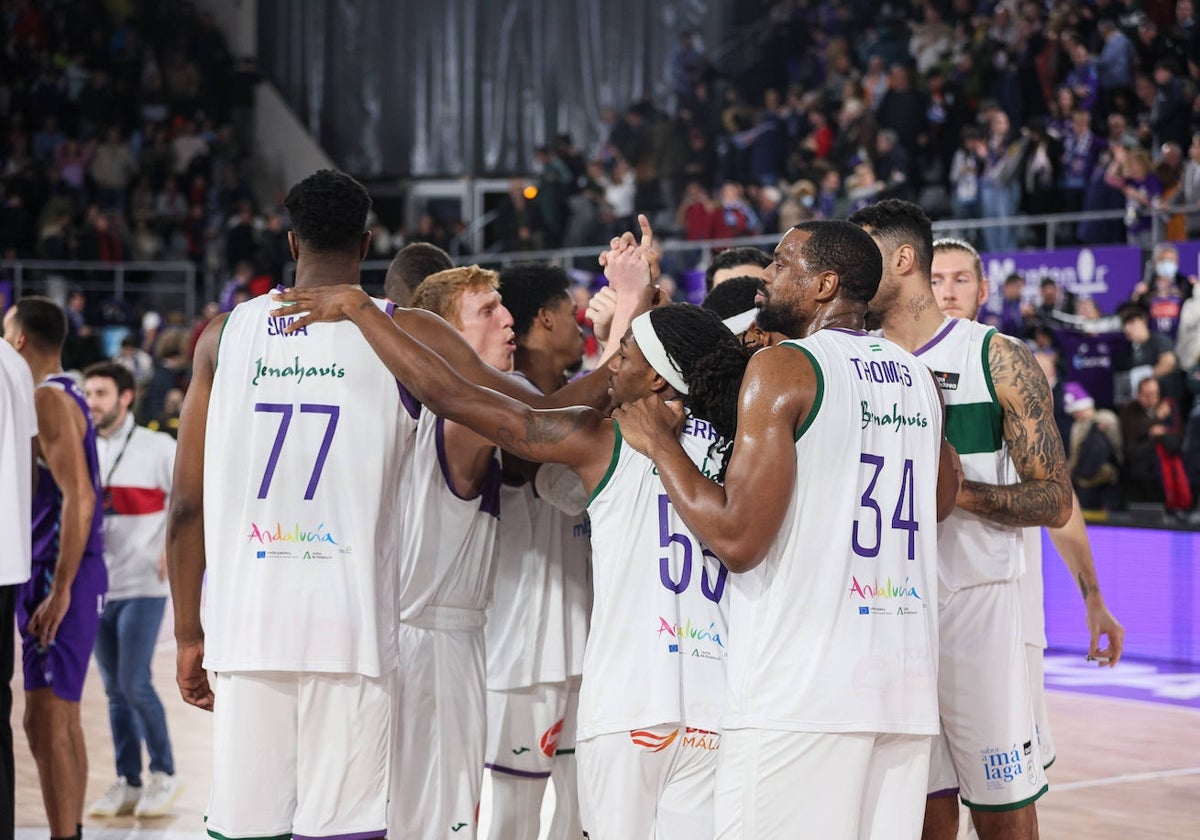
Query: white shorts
207 670 391 840
927 581 1048 810
1025 643 1055 768
577 724 719 839
390 623 486 840
485 676 579 778
715 729 929 840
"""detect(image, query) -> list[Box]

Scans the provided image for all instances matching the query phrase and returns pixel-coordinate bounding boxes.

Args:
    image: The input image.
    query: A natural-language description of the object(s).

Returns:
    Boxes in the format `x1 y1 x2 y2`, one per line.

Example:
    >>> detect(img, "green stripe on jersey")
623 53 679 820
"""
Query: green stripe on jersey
944 401 1003 455
588 422 623 504
206 829 292 840
785 344 824 441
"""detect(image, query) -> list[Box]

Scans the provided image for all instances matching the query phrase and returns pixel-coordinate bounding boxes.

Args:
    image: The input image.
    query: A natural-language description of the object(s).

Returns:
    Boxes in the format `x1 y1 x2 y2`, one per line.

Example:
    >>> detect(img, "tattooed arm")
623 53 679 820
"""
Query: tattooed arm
333 296 618 490
957 334 1073 528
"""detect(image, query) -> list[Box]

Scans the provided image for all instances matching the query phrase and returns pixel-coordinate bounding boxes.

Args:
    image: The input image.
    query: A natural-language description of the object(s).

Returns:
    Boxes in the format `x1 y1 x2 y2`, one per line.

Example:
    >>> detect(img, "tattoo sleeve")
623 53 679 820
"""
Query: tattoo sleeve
960 335 1073 528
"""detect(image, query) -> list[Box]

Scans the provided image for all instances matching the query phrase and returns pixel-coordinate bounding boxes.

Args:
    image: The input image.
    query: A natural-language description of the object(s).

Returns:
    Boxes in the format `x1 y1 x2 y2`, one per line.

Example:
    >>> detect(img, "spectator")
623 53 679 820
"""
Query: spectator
1149 59 1191 151
1119 302 1187 408
704 244 771 290
223 200 258 272
1059 109 1104 216
1106 145 1163 248
979 109 1024 251
1120 377 1192 510
1063 383 1123 512
1132 243 1192 343
1097 18 1137 100
1165 132 1200 237
90 126 138 212
707 182 759 240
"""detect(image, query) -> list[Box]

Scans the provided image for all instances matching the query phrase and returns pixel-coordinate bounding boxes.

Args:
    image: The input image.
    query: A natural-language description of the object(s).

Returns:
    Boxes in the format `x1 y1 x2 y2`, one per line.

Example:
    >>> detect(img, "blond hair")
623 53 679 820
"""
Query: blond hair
932 236 985 284
410 265 500 327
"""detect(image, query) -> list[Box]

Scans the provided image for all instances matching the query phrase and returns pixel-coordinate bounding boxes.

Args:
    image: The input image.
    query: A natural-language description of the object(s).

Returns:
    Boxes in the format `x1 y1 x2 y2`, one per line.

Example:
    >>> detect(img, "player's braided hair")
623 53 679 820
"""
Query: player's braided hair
649 304 752 478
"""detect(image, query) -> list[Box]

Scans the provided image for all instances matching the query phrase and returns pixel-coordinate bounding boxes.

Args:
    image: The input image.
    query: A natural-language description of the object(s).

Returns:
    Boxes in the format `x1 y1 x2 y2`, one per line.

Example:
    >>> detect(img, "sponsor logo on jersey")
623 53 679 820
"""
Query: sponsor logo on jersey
932 370 960 391
450 823 468 832
630 728 677 753
657 616 726 660
849 575 923 615
860 400 929 432
681 727 720 751
251 355 345 386
266 315 308 337
246 521 338 545
511 746 530 755
539 718 564 757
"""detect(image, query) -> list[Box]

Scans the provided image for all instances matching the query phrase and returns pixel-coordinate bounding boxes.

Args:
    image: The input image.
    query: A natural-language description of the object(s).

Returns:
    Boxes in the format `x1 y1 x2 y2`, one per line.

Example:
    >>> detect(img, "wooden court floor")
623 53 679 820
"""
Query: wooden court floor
13 638 1200 839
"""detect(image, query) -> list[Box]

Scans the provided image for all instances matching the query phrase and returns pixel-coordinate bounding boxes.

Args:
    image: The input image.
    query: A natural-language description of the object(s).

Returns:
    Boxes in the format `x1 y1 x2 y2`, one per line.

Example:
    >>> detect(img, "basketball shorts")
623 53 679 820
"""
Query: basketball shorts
927 580 1049 810
577 724 719 840
206 670 391 840
17 558 106 702
1025 643 1055 768
485 676 581 778
715 729 930 840
390 622 486 840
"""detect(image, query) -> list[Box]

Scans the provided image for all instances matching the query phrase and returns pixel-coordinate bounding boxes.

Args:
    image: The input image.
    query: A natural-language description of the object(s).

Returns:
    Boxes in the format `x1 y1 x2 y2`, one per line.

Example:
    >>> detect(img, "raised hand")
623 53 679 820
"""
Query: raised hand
586 286 618 345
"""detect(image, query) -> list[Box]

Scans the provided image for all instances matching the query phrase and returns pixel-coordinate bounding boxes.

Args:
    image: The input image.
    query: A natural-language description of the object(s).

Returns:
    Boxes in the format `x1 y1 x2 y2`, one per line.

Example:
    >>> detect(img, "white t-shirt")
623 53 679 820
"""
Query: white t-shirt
202 294 417 676
0 340 36 586
96 413 176 600
724 330 942 735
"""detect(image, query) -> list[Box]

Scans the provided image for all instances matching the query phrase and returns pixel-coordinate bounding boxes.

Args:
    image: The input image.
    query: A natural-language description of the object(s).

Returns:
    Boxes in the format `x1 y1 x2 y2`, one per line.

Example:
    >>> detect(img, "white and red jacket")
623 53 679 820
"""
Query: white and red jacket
96 413 176 600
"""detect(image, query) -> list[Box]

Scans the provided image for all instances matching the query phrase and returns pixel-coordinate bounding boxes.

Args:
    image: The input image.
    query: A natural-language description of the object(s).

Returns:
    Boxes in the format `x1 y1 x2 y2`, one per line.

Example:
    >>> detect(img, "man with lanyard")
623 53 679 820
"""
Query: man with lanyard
83 362 181 819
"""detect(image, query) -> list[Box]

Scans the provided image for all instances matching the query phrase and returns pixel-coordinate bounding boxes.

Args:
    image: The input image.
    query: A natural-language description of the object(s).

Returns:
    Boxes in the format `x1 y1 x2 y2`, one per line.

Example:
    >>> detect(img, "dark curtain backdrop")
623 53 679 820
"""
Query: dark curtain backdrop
258 0 727 177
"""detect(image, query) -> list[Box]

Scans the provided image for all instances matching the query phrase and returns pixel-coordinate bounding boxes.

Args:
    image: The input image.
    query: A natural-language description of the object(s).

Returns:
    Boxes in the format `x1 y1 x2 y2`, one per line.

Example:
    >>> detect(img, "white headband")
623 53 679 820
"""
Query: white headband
631 311 690 395
722 308 757 336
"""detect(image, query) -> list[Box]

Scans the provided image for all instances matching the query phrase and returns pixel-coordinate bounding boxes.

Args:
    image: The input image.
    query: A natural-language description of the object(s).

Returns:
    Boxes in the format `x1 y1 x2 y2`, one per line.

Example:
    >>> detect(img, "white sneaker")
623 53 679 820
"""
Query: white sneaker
133 771 182 818
88 778 140 817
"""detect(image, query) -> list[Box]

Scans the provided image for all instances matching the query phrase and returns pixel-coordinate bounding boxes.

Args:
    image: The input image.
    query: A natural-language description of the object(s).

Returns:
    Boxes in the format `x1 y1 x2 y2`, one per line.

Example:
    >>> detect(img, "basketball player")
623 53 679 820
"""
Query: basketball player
929 237 1125 781
701 276 779 349
849 200 1073 840
485 263 591 840
390 265 513 840
170 170 652 839
4 297 107 840
271 262 749 837
614 220 958 840
0 331 36 839
384 241 454 306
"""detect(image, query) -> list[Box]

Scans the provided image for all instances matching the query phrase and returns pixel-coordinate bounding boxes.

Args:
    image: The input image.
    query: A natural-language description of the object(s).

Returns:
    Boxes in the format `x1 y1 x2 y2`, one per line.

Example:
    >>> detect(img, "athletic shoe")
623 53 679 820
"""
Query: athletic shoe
88 778 140 817
133 772 182 818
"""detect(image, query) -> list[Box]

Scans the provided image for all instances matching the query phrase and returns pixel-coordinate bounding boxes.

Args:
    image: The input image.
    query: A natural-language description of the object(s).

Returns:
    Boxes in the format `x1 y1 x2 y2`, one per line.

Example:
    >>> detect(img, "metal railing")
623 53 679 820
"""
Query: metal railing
6 203 1198 318
1 259 203 318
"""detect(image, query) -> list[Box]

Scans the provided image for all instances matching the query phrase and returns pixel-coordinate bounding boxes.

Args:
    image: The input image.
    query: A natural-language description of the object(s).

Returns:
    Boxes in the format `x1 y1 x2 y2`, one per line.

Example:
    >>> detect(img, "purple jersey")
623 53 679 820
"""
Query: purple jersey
31 375 106 573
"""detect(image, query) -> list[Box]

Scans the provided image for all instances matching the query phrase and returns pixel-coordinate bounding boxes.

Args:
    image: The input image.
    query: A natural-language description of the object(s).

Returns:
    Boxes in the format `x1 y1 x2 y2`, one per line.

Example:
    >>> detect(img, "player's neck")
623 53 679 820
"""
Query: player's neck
514 346 568 395
293 254 362 288
30 357 63 385
880 280 945 353
799 303 866 337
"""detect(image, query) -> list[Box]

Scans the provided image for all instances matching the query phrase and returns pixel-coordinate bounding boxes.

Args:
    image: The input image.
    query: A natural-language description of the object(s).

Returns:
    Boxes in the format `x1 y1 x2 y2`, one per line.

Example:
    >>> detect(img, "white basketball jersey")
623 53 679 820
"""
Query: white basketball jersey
203 293 417 676
915 318 1023 590
724 330 942 735
486 477 592 690
578 414 729 741
397 409 501 627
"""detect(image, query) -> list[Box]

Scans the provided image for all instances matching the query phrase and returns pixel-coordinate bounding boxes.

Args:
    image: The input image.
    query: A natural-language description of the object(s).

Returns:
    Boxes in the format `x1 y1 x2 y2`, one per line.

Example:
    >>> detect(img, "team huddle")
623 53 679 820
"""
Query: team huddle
152 170 1123 840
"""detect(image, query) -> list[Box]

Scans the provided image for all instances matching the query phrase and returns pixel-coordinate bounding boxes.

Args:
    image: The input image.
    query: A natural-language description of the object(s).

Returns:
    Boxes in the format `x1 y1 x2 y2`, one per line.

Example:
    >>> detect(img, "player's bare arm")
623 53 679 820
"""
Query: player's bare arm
27 386 95 647
282 293 617 489
957 334 1072 528
614 344 810 572
1048 495 1125 666
165 313 224 712
930 370 962 522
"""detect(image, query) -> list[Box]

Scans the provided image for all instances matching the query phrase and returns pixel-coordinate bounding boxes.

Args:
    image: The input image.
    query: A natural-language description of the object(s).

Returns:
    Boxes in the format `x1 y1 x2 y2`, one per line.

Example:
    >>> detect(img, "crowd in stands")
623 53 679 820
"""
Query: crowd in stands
7 0 1200 520
498 0 1200 254
976 238 1200 516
